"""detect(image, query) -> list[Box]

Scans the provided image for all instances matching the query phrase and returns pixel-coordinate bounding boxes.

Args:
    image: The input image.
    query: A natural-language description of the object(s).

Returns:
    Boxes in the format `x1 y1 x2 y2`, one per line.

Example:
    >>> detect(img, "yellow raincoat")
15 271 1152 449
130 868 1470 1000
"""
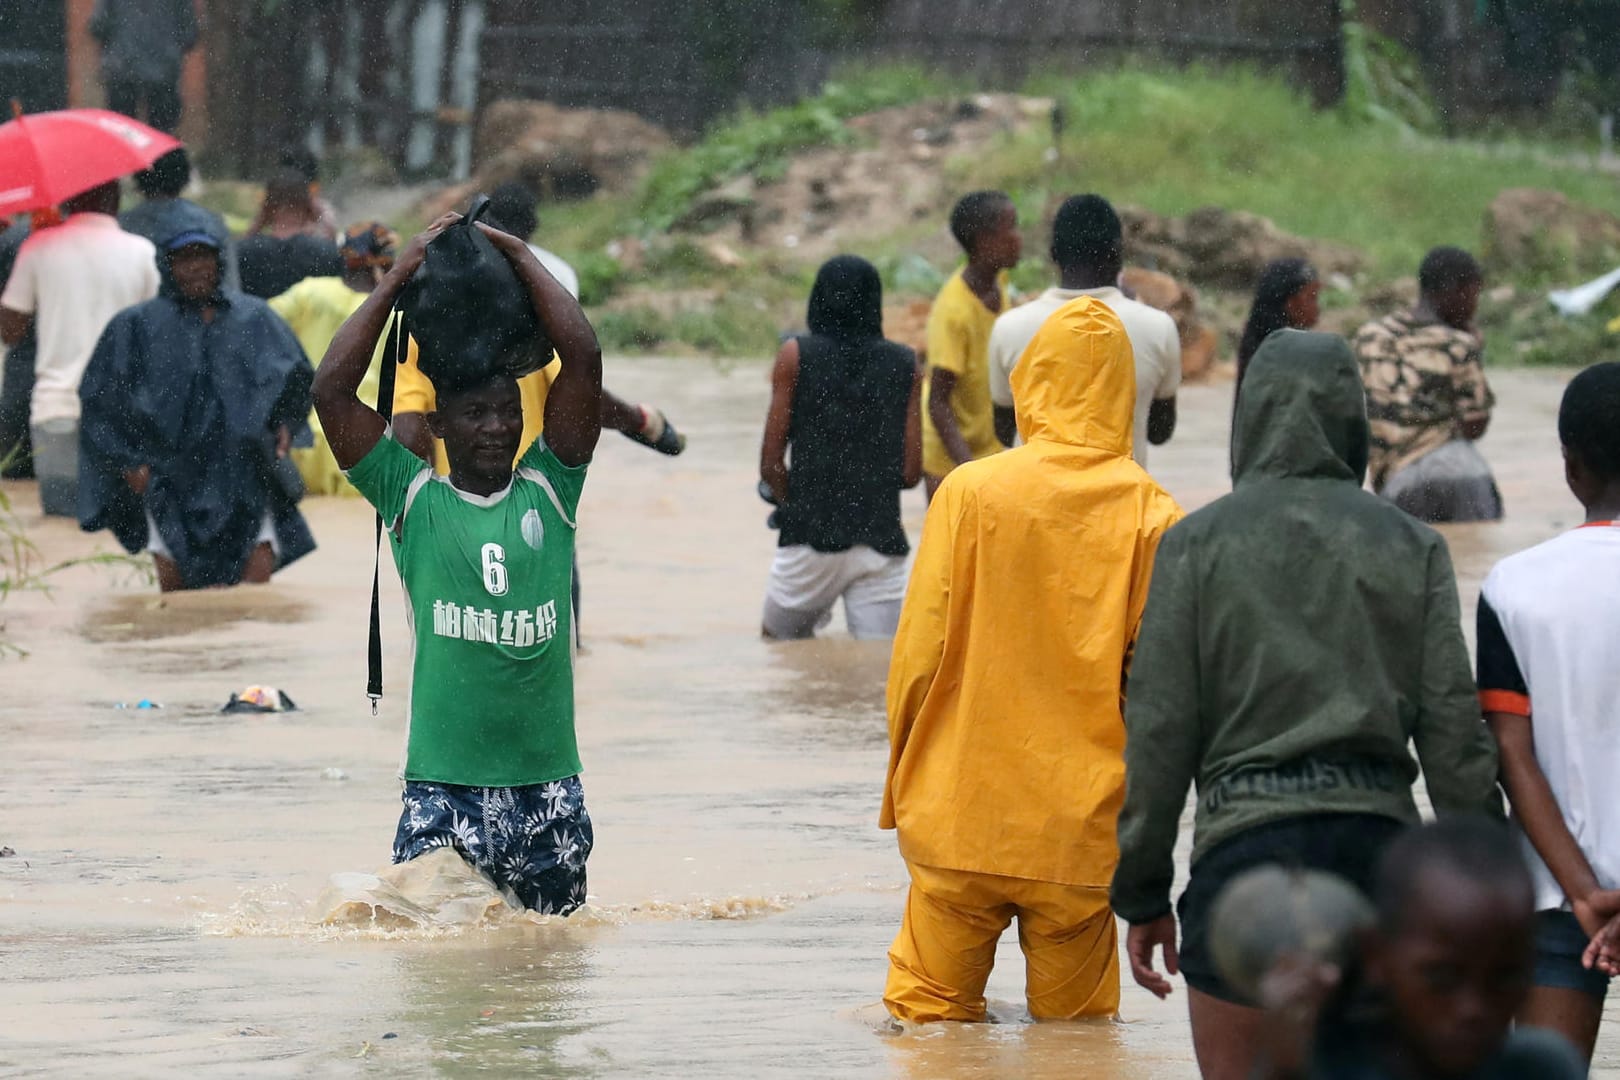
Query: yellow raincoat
880 296 1182 1022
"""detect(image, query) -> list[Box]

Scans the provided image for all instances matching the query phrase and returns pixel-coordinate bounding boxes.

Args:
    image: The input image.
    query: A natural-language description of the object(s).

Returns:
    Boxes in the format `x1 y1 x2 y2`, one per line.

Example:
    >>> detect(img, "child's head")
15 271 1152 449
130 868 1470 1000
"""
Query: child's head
1417 246 1483 331
1558 361 1620 509
1366 818 1534 1079
262 169 316 218
1050 193 1123 279
488 181 541 241
949 191 1020 270
135 147 192 200
278 144 321 186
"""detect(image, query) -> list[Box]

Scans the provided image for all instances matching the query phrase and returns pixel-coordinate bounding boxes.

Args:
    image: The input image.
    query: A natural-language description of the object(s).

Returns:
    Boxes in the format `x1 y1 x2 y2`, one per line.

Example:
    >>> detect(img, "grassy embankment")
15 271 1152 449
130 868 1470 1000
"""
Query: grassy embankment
542 62 1620 365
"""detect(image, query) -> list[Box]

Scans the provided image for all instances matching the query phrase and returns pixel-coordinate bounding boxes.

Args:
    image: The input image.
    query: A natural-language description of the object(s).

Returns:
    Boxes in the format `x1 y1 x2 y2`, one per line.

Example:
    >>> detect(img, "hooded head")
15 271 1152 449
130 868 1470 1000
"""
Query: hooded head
807 255 883 340
1009 296 1135 453
1231 330 1369 486
159 228 225 305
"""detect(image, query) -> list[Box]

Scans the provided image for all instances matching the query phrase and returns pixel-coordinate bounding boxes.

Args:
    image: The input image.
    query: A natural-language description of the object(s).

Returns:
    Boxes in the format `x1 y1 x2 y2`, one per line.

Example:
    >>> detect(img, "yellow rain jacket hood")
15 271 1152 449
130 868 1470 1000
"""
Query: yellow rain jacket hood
881 297 1183 886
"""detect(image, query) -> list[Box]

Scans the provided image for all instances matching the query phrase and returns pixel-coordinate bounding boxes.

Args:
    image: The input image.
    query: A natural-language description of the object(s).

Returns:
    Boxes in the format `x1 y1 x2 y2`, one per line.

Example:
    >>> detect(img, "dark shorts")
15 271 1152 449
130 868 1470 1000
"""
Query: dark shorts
393 776 593 915
1534 910 1612 1001
1177 812 1406 1005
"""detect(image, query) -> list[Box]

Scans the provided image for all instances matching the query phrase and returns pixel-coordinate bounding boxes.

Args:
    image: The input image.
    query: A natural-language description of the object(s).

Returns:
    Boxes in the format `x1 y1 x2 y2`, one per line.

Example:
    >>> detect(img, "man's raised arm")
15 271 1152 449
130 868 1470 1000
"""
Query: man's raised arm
476 221 603 468
314 214 456 470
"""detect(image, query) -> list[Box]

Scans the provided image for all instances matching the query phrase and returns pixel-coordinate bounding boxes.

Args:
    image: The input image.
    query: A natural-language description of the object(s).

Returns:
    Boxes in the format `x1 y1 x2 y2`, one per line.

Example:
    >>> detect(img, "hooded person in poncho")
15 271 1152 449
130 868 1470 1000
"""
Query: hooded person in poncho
1110 330 1502 1080
78 229 316 591
880 296 1183 1024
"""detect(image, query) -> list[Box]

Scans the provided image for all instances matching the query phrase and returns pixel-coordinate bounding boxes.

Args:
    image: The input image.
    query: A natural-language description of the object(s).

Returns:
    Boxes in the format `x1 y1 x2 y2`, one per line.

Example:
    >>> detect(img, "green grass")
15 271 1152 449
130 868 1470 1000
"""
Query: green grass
996 66 1620 282
478 62 1620 358
1478 291 1620 367
594 297 782 356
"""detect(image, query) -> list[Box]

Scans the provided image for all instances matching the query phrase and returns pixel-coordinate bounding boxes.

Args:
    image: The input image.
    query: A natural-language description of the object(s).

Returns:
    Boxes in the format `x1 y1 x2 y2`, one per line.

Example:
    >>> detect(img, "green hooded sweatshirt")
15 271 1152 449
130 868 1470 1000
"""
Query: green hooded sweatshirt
1110 330 1502 925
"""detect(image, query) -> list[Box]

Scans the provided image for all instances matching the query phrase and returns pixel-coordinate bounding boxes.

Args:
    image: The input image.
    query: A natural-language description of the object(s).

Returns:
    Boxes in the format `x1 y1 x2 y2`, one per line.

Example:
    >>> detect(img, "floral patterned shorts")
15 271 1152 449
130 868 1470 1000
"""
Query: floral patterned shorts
393 776 594 915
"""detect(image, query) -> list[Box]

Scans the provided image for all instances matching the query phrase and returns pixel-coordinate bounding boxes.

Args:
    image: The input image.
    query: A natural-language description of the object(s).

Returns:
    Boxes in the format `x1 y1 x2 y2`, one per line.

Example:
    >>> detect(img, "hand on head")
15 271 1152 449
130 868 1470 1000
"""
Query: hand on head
390 211 462 281
474 219 528 259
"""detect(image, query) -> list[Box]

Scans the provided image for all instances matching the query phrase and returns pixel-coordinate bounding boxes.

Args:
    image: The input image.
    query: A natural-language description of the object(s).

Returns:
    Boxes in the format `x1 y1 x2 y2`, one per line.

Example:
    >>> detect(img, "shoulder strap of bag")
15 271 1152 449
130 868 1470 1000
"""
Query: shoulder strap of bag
368 311 403 713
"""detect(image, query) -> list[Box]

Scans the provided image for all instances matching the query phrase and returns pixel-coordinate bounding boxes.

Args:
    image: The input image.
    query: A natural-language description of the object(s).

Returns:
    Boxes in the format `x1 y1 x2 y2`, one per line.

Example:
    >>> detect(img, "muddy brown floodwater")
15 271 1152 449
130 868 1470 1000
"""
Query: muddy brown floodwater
1 359 1613 1077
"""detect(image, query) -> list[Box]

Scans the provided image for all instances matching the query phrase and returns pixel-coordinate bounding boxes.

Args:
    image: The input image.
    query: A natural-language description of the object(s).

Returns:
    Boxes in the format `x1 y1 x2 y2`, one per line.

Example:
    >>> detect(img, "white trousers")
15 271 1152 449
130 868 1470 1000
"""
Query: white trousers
762 544 909 640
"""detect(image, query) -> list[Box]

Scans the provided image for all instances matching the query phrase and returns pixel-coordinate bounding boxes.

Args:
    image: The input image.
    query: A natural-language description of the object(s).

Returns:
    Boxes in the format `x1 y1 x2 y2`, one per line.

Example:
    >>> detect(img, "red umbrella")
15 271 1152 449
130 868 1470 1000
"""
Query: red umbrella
0 108 182 217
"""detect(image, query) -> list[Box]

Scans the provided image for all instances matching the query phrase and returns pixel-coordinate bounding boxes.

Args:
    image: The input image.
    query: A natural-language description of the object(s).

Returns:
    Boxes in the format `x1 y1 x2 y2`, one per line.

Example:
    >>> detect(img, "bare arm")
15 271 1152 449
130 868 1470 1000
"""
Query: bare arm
476 222 601 468
0 307 29 348
927 368 973 467
601 389 644 435
902 363 923 489
313 213 455 470
760 338 798 504
1491 714 1620 935
1148 396 1177 446
993 404 1017 450
393 412 436 464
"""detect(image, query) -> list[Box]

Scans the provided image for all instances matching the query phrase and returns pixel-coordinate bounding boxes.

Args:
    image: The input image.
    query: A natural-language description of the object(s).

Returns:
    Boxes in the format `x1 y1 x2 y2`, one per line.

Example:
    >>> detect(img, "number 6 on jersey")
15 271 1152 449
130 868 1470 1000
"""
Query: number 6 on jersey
481 543 509 597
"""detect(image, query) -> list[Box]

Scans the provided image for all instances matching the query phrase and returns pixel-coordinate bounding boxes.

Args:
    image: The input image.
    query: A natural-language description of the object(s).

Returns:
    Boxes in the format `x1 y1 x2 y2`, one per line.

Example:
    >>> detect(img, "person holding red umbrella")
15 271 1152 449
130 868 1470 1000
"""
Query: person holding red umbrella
0 181 159 516
0 107 178 514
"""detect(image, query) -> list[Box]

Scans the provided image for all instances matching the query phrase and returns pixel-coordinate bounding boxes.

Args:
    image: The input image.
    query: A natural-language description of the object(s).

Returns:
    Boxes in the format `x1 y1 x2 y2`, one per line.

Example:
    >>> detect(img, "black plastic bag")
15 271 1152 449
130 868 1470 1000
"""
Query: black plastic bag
398 195 552 395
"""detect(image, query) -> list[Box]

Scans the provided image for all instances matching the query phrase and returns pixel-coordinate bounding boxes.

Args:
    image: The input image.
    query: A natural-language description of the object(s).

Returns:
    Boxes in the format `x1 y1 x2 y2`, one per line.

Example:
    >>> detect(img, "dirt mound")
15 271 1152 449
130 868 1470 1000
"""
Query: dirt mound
1484 188 1620 279
673 94 1055 262
1119 267 1222 382
1122 205 1364 289
882 300 932 360
423 99 676 217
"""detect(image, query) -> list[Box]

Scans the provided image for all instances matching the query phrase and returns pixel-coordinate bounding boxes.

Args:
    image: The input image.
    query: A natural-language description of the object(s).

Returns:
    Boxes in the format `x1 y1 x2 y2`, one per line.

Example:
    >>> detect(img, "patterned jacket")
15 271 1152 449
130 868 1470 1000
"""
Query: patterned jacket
1353 311 1494 491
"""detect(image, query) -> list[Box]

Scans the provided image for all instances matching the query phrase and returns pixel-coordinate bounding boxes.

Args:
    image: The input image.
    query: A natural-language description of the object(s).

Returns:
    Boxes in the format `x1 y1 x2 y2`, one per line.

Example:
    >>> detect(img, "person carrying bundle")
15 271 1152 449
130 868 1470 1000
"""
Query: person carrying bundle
312 204 603 915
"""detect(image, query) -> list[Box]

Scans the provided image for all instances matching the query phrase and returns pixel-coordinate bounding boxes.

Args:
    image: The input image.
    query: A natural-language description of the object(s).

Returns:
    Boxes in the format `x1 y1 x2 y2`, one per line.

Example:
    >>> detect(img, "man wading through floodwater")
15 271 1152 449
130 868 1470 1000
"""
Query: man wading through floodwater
313 211 603 914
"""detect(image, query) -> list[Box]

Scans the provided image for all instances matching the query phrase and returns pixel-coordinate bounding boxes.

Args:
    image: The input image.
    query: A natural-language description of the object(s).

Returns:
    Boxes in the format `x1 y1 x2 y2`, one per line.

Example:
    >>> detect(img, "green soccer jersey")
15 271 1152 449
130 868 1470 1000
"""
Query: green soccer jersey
347 434 586 787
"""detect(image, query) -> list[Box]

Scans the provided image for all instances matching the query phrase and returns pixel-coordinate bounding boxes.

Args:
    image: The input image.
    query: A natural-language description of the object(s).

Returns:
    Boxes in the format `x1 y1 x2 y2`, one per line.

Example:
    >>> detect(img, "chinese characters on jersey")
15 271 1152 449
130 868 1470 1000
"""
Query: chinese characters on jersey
431 599 561 648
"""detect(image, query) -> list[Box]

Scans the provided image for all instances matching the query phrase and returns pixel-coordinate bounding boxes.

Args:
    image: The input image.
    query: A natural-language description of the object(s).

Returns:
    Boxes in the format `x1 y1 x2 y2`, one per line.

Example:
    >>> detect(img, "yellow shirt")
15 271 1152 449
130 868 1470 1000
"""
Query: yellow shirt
883 298 1183 886
920 269 1008 478
392 350 561 475
268 276 396 496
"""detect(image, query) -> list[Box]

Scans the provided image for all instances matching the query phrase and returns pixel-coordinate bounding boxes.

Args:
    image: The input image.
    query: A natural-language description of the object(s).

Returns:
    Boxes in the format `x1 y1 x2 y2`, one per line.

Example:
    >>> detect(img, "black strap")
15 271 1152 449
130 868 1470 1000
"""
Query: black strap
367 312 403 712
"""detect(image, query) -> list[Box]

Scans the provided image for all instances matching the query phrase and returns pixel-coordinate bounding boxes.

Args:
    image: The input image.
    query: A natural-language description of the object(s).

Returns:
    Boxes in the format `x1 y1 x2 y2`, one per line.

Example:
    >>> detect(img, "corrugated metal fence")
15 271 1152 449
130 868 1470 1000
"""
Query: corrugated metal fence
870 0 1344 103
200 0 1549 177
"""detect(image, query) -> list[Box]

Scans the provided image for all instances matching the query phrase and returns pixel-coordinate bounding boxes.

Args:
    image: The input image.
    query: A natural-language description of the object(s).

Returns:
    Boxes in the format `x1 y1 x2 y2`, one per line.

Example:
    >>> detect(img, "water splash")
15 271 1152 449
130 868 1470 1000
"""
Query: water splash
196 848 814 940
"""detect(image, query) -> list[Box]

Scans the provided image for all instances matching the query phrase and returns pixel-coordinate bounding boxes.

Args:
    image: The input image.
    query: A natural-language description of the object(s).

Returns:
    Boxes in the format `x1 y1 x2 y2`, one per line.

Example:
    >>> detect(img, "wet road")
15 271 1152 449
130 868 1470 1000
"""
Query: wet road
0 360 1610 1076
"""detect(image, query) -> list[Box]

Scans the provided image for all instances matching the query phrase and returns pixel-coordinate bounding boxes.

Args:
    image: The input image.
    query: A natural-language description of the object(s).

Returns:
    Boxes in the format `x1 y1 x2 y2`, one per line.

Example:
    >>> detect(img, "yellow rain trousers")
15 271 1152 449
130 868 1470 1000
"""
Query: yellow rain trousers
880 297 1183 1022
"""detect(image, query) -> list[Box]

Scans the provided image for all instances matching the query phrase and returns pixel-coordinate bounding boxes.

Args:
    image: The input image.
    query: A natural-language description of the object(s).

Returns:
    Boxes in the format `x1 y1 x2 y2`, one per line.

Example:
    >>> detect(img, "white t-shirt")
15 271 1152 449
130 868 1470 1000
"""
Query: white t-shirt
1478 522 1620 912
987 285 1181 464
0 213 159 425
528 244 579 301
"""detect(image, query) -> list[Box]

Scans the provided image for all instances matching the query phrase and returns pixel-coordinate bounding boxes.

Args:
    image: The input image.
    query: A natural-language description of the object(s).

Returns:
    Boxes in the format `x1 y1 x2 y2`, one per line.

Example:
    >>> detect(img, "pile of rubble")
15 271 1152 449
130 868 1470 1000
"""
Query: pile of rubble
673 94 1056 263
1120 205 1364 290
423 98 676 217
